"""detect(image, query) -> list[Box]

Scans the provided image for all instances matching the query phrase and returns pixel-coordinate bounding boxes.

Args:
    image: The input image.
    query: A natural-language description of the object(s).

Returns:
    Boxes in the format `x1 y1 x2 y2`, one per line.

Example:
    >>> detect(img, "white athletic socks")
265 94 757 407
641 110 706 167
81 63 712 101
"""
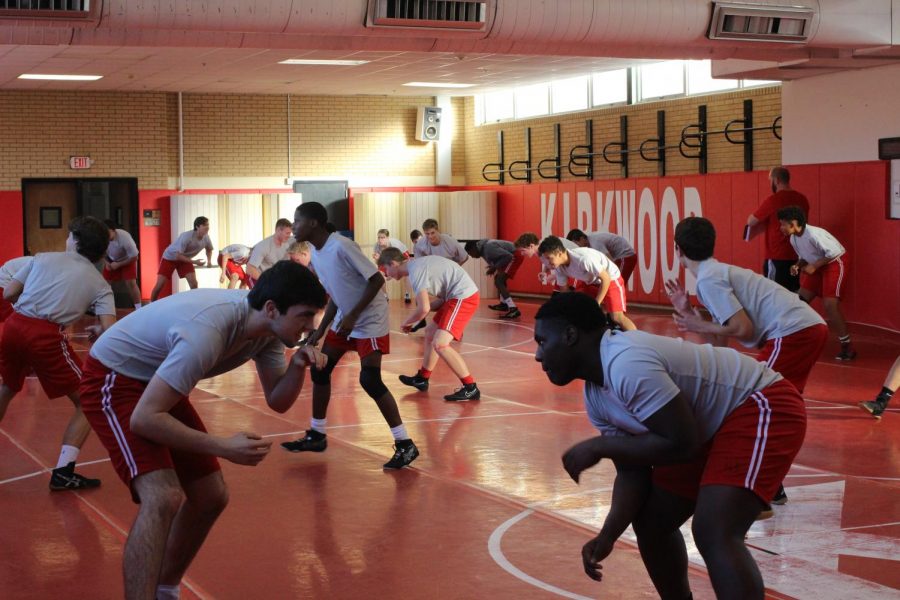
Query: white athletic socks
503 296 517 308
310 418 327 434
56 445 80 469
390 424 409 441
156 584 180 600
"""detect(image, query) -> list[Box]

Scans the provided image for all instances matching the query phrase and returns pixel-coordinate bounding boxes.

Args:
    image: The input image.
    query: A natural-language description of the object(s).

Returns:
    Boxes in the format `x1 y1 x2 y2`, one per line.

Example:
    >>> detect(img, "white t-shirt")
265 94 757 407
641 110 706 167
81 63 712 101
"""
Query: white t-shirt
407 256 479 301
556 247 621 285
587 233 635 260
789 225 846 264
0 256 33 289
539 238 579 287
695 259 825 348
219 244 252 264
13 252 115 325
248 235 289 271
585 330 782 442
90 289 285 395
310 233 389 338
373 238 408 256
162 230 214 261
415 233 468 265
107 229 139 262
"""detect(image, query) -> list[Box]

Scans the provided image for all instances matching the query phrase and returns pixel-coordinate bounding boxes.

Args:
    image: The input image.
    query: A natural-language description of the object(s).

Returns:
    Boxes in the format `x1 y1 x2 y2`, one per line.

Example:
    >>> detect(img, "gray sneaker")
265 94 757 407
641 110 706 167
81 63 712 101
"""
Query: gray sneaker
859 399 887 419
383 441 419 469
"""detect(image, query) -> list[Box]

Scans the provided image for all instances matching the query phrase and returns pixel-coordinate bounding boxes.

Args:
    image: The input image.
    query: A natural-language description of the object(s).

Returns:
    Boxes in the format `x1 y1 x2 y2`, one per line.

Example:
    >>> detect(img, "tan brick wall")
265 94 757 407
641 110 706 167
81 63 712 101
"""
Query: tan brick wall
0 91 171 189
463 86 782 184
451 96 467 179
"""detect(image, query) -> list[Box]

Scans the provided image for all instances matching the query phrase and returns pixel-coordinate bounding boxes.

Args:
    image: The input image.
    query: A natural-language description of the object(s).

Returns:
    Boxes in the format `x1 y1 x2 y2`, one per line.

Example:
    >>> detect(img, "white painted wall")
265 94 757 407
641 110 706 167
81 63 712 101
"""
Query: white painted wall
782 62 900 165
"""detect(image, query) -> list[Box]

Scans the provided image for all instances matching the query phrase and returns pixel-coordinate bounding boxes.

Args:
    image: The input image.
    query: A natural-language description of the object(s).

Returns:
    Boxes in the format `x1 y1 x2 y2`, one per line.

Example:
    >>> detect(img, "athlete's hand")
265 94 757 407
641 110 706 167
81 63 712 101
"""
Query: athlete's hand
802 264 817 275
219 275 226 284
582 533 615 582
337 312 359 336
664 279 691 314
192 259 206 266
790 264 800 277
485 267 497 276
85 324 104 342
562 438 603 483
220 432 271 466
294 346 328 370
672 306 704 333
538 272 549 285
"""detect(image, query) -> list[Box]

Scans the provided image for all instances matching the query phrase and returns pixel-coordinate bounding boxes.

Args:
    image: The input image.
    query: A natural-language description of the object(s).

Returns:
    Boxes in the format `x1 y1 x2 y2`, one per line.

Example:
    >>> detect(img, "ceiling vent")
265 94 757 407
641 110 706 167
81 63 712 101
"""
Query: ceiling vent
0 0 92 20
368 0 488 30
708 2 815 43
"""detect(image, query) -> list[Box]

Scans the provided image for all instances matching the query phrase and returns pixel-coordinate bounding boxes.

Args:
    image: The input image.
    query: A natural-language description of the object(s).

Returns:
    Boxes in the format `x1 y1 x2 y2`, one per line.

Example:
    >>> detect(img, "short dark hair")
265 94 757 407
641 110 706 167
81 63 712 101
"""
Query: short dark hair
771 166 790 184
103 219 118 230
275 218 292 230
537 236 566 256
777 205 807 228
247 260 327 314
535 292 610 333
296 202 328 227
515 232 539 248
376 247 407 266
674 217 716 261
377 228 390 237
566 229 588 242
422 218 439 230
410 229 422 241
193 216 209 230
71 216 110 263
463 240 481 256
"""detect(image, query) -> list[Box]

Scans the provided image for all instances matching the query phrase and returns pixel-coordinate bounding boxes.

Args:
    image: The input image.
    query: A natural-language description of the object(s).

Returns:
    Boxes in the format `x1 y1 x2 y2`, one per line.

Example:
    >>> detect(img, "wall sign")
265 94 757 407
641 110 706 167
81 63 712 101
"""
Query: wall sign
69 156 93 169
143 209 160 227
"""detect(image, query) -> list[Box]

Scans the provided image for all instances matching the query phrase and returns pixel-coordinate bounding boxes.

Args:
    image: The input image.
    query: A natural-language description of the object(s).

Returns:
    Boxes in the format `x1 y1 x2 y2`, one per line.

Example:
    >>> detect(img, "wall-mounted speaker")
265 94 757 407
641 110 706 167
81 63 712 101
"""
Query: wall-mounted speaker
415 106 442 142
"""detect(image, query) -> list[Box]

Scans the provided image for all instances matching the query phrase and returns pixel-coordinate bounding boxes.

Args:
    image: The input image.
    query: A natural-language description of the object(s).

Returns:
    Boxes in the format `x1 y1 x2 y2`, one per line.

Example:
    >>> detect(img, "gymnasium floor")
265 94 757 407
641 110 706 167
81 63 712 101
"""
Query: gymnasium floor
1 300 898 599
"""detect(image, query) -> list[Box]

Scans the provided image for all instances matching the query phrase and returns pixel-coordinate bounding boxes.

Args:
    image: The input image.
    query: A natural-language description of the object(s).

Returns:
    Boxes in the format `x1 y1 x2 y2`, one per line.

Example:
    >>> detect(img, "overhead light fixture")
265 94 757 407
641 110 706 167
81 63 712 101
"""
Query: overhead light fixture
18 74 103 81
279 59 369 66
403 81 476 88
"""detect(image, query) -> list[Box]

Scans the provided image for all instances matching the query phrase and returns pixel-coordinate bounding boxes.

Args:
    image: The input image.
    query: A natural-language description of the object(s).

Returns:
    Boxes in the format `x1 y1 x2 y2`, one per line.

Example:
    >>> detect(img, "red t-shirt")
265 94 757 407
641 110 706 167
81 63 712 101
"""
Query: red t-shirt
753 189 810 260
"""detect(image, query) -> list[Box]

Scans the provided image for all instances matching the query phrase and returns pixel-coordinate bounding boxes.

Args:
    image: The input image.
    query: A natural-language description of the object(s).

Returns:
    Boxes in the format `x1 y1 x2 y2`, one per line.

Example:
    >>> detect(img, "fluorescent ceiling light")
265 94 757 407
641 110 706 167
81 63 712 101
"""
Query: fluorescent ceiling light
403 81 475 88
18 74 103 81
279 59 369 66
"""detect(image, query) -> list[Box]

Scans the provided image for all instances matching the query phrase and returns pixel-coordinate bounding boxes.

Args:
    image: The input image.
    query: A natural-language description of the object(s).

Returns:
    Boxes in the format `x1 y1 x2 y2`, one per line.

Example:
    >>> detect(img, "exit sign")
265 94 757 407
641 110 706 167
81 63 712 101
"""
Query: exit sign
69 156 92 169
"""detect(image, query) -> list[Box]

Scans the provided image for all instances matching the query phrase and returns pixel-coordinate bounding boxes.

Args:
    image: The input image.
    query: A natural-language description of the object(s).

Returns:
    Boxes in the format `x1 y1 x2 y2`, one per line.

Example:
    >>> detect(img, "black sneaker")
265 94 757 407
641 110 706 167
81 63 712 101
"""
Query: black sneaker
281 430 327 452
410 318 427 333
49 462 101 491
383 441 419 469
399 373 429 391
835 344 857 361
444 384 480 402
488 302 509 312
771 485 788 505
499 308 521 320
859 399 887 419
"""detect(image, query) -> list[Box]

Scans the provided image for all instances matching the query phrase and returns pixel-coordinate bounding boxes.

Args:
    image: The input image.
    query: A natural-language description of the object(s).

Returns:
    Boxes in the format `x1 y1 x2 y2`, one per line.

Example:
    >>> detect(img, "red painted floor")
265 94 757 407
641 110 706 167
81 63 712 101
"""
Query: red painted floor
1 300 898 599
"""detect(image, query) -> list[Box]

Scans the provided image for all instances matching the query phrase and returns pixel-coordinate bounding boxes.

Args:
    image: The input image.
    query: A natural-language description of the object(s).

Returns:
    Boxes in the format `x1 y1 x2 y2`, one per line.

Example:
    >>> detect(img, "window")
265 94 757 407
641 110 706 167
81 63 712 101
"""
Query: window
591 69 628 106
639 61 684 100
551 76 588 113
687 60 738 94
514 83 549 119
483 90 514 123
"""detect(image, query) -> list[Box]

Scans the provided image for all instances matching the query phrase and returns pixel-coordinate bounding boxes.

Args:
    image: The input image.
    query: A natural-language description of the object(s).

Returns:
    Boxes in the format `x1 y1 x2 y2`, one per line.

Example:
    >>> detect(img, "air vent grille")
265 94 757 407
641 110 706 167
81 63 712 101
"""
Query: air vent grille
709 2 814 43
372 0 487 30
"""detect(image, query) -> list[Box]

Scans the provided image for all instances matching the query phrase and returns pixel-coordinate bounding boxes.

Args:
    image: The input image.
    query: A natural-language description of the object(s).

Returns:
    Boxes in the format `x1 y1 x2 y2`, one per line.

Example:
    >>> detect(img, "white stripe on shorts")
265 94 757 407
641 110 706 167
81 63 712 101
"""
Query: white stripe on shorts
744 391 772 490
100 371 138 479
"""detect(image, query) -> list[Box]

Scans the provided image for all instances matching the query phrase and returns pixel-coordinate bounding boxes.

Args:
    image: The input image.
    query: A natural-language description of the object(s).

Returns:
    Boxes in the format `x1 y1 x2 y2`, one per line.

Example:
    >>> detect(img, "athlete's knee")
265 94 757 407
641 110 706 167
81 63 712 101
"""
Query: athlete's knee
310 359 336 385
359 366 388 398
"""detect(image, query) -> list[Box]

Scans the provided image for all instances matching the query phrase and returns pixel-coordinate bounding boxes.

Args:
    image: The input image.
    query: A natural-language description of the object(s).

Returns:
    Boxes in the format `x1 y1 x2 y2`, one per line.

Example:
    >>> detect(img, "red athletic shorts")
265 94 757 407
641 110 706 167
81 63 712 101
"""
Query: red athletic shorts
434 292 480 341
103 261 138 282
79 355 221 502
758 323 828 393
217 254 249 284
651 379 806 504
615 255 637 284
158 258 195 279
800 255 847 299
0 313 82 398
323 329 390 358
575 276 628 313
0 289 12 322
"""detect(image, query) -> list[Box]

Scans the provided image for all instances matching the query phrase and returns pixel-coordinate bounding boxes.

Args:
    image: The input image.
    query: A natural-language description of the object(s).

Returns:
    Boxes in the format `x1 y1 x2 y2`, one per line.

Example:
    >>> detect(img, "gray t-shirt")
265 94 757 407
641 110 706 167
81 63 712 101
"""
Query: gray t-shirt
415 233 468 265
310 233 389 338
476 239 516 269
248 235 289 271
373 238 408 256
695 259 825 348
162 230 214 261
107 229 139 262
407 255 479 301
13 252 115 325
585 330 782 442
587 233 635 260
0 256 33 289
90 289 286 395
220 244 252 264
789 225 846 264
